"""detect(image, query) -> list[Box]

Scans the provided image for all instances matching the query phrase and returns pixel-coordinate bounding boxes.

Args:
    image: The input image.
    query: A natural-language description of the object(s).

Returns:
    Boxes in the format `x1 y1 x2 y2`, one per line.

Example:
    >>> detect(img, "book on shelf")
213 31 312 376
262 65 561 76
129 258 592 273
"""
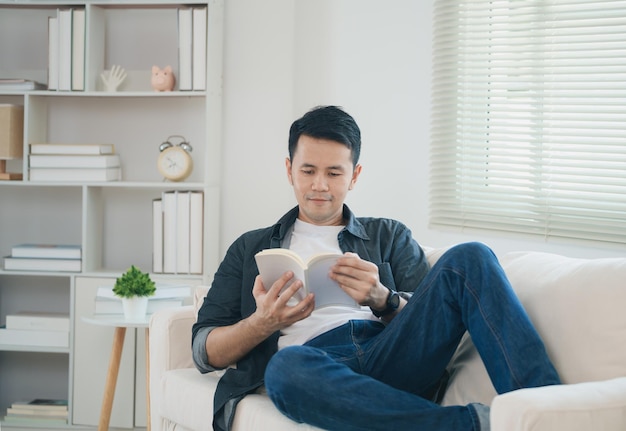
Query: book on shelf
158 190 204 274
11 399 68 411
254 249 359 309
176 191 191 273
0 327 69 348
95 283 192 301
57 8 72 91
71 8 86 91
153 198 164 273
178 7 193 91
94 297 185 315
162 191 178 273
7 406 68 419
29 154 121 168
48 16 59 90
0 79 46 91
192 7 207 91
30 143 115 155
3 256 81 272
6 408 68 418
94 283 190 314
29 167 122 182
10 243 81 259
5 311 70 332
2 415 68 425
189 191 204 274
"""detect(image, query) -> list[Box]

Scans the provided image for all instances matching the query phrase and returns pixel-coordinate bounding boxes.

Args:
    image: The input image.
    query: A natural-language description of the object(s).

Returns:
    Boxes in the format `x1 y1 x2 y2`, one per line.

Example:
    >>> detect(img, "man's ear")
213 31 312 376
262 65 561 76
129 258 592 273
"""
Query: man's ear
349 164 362 190
285 157 293 185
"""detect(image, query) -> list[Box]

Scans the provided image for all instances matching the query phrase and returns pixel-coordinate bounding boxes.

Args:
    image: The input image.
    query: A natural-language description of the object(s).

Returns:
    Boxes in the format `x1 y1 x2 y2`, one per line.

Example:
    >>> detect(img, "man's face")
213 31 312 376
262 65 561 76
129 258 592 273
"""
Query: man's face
286 135 361 226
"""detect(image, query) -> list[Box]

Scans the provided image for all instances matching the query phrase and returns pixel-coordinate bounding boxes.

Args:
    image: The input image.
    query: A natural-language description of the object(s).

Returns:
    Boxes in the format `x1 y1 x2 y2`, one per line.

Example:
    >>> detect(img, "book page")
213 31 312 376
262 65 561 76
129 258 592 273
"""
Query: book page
306 254 359 309
255 251 307 302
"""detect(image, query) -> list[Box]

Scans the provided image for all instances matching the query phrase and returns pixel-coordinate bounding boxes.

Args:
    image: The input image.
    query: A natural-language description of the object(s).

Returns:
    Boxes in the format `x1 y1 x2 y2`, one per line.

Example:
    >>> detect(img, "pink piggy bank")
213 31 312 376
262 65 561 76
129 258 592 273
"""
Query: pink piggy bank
151 65 176 91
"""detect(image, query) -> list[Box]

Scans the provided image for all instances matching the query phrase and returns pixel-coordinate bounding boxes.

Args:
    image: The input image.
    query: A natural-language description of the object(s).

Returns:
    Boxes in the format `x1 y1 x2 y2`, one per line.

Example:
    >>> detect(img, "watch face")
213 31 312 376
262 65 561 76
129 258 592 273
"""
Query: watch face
388 291 400 308
158 146 193 181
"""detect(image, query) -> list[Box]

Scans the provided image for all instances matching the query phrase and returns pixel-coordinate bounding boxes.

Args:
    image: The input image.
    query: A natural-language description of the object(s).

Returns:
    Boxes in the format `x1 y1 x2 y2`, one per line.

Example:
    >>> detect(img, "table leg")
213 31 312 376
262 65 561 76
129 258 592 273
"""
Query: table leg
98 326 126 431
145 327 151 431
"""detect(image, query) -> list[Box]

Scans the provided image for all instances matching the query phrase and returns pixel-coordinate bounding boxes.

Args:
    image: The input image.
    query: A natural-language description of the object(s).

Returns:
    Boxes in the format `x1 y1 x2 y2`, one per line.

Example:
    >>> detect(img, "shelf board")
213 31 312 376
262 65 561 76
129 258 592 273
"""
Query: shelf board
23 90 207 98
0 344 70 354
0 181 208 189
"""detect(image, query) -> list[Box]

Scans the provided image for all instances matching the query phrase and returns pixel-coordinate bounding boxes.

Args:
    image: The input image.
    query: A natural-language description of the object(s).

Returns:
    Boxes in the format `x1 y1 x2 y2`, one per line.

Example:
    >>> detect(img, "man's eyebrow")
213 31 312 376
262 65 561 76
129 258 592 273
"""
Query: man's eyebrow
327 165 346 171
299 163 346 171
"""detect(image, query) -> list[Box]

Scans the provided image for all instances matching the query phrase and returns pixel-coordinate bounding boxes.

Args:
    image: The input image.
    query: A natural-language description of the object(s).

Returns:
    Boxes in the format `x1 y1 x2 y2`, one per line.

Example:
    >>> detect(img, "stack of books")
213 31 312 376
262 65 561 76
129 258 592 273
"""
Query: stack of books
153 190 203 274
3 243 81 272
3 399 68 425
94 283 192 315
0 79 46 91
29 143 121 182
0 311 70 348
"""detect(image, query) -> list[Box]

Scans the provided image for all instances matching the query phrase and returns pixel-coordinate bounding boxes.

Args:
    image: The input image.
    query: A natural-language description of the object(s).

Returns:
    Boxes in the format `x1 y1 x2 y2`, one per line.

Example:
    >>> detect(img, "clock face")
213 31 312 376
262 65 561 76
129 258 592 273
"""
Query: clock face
157 146 193 181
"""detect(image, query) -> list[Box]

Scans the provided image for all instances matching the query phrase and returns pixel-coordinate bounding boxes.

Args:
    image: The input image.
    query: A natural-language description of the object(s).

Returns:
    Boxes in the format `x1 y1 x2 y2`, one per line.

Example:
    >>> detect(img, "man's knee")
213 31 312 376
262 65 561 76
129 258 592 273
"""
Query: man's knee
265 346 311 393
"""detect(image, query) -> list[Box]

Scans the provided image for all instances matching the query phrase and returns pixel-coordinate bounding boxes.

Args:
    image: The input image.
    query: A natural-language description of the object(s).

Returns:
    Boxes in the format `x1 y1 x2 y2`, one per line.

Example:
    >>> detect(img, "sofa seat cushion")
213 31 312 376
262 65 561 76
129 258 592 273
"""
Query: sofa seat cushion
161 368 323 431
491 377 626 431
161 368 217 431
233 392 323 430
442 250 626 407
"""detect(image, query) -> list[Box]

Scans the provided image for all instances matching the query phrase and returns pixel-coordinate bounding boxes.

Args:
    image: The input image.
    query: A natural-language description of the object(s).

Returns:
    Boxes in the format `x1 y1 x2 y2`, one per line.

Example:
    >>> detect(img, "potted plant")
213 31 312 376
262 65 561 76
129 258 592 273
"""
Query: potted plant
113 265 156 320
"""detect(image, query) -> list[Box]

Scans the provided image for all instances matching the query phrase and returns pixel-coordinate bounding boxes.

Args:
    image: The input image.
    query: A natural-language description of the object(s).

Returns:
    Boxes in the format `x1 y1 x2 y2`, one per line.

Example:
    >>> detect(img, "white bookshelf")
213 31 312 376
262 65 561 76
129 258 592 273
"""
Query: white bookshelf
0 1 223 429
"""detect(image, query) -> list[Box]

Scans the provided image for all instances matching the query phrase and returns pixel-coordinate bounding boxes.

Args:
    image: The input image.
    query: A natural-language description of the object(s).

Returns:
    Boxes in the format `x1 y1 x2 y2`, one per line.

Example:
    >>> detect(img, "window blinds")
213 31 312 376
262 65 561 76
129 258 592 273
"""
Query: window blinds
430 0 626 245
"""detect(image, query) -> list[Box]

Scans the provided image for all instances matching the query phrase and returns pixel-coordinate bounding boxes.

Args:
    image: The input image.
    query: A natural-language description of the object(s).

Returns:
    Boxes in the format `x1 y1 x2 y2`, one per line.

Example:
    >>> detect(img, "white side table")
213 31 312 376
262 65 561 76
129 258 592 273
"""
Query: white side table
82 315 151 431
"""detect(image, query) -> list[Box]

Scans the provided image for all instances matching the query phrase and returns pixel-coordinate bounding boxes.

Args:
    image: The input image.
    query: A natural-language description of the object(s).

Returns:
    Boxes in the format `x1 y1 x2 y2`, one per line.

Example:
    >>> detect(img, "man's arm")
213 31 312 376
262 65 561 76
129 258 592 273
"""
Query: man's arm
205 272 315 369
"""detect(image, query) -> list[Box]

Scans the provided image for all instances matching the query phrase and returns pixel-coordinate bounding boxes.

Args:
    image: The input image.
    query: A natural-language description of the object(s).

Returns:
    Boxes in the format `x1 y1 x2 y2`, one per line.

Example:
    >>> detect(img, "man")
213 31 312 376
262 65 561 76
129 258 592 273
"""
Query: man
192 105 560 431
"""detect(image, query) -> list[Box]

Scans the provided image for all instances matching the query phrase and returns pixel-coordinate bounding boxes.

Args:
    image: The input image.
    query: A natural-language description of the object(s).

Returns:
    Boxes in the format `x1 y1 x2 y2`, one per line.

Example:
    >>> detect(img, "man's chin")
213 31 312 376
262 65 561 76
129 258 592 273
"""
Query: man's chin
300 206 342 226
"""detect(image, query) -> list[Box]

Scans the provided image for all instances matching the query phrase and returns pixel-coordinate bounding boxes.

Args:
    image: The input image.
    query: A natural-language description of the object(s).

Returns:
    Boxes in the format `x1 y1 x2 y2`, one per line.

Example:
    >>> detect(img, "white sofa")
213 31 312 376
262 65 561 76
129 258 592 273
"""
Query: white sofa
149 246 626 431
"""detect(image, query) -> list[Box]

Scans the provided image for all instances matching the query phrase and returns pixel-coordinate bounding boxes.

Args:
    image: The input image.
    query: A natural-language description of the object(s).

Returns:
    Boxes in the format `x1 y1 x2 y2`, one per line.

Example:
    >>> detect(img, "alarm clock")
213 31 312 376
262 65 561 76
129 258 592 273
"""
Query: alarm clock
158 135 193 182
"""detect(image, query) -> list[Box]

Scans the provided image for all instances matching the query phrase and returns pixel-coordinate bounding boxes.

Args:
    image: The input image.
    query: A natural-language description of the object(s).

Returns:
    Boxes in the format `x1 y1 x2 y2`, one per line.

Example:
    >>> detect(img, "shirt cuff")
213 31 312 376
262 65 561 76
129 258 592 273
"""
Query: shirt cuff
192 325 222 373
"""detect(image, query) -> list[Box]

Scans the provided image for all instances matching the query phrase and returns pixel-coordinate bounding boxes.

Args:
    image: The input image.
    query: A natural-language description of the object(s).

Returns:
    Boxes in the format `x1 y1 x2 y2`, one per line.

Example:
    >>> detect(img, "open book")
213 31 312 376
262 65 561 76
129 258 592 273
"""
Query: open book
254 249 359 309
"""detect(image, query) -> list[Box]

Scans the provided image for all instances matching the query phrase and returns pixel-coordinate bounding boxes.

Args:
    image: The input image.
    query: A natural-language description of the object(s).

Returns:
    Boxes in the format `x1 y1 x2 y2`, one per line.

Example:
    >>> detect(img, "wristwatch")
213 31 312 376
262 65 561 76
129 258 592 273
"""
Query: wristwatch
371 287 400 318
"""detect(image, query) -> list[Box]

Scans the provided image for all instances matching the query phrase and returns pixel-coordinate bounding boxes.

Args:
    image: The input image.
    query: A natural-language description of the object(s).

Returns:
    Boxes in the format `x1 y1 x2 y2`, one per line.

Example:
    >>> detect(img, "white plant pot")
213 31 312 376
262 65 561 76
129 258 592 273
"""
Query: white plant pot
121 296 149 321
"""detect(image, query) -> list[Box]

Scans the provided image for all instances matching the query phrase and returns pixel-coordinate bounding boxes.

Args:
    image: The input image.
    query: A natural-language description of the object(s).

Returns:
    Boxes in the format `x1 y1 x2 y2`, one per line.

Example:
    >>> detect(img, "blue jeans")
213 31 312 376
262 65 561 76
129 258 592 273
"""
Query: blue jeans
265 242 560 431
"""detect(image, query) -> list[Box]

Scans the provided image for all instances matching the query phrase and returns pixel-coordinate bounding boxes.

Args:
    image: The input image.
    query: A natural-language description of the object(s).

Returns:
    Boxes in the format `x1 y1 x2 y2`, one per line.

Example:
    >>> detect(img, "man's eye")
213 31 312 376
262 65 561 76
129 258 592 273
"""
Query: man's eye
302 170 313 175
329 172 341 177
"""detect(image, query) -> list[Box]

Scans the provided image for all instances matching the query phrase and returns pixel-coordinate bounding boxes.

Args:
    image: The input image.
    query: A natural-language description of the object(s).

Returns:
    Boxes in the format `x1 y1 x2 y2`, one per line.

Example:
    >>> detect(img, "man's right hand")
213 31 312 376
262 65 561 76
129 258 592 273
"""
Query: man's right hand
205 272 314 369
251 272 315 334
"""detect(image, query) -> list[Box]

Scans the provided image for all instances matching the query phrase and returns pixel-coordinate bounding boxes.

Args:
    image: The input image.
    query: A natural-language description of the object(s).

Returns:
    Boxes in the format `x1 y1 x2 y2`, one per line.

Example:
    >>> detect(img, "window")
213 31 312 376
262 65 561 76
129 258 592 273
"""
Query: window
430 0 626 245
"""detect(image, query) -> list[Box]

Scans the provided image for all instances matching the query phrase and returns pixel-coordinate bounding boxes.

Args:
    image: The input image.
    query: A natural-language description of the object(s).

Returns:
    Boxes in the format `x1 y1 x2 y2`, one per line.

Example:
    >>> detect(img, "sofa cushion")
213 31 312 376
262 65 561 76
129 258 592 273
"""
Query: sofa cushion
491 377 626 431
161 368 217 430
442 250 626 406
161 368 322 431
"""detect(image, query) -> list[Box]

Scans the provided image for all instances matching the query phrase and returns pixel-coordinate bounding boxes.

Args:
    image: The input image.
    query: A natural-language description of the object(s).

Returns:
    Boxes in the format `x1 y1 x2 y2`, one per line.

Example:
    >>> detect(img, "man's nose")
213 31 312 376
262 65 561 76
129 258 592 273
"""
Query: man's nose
312 174 329 191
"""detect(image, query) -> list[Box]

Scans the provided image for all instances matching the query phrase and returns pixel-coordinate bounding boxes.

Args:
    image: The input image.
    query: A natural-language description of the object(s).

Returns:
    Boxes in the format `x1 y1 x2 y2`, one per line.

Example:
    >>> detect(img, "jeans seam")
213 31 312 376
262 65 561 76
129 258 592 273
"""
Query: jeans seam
463 272 524 389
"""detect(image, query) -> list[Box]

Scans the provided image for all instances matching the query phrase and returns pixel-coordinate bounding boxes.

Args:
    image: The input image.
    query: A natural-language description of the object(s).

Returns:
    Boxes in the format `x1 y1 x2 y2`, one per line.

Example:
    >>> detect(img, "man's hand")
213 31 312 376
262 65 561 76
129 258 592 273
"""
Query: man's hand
206 271 314 369
329 253 405 318
250 271 315 334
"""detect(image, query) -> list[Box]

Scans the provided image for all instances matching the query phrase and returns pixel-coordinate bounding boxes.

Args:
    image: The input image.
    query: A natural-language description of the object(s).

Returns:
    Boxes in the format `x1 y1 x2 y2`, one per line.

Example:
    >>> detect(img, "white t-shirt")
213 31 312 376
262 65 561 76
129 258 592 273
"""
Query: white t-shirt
278 219 377 349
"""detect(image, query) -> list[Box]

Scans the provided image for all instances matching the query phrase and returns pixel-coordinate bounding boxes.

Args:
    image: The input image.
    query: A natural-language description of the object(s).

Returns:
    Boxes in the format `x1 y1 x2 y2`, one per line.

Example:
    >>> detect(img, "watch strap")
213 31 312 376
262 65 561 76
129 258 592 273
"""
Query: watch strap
370 288 400 318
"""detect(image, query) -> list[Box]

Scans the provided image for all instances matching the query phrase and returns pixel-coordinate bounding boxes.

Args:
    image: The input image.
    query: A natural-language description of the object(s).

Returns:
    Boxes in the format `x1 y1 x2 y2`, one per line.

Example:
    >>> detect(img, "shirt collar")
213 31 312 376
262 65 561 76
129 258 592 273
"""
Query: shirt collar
272 205 370 243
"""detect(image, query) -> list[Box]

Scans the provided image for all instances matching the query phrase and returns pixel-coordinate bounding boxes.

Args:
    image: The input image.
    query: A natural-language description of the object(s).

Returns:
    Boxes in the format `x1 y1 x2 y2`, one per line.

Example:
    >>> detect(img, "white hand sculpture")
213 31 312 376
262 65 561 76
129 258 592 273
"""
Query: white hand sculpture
100 65 127 92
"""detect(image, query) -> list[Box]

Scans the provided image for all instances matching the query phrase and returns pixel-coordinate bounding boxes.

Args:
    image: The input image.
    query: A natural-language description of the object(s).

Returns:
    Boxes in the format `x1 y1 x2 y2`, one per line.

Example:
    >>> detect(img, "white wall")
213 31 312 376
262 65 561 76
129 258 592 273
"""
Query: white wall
221 0 624 259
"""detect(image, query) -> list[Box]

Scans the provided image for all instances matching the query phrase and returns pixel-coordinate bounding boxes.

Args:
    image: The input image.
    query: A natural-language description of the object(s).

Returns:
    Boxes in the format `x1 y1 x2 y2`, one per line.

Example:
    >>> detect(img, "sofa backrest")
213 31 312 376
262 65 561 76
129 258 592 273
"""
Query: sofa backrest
424 245 626 406
500 251 626 384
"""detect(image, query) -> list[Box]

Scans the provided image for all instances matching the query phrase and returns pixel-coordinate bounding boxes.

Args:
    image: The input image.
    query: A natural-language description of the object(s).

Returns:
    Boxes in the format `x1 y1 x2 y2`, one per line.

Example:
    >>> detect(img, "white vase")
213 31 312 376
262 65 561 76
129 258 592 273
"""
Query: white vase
121 296 149 321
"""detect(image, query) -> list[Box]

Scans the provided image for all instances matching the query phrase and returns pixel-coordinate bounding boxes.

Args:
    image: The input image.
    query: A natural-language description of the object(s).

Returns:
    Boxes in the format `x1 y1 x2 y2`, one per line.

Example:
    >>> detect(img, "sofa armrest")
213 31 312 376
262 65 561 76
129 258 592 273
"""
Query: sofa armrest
149 305 197 431
149 305 196 380
491 377 626 431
